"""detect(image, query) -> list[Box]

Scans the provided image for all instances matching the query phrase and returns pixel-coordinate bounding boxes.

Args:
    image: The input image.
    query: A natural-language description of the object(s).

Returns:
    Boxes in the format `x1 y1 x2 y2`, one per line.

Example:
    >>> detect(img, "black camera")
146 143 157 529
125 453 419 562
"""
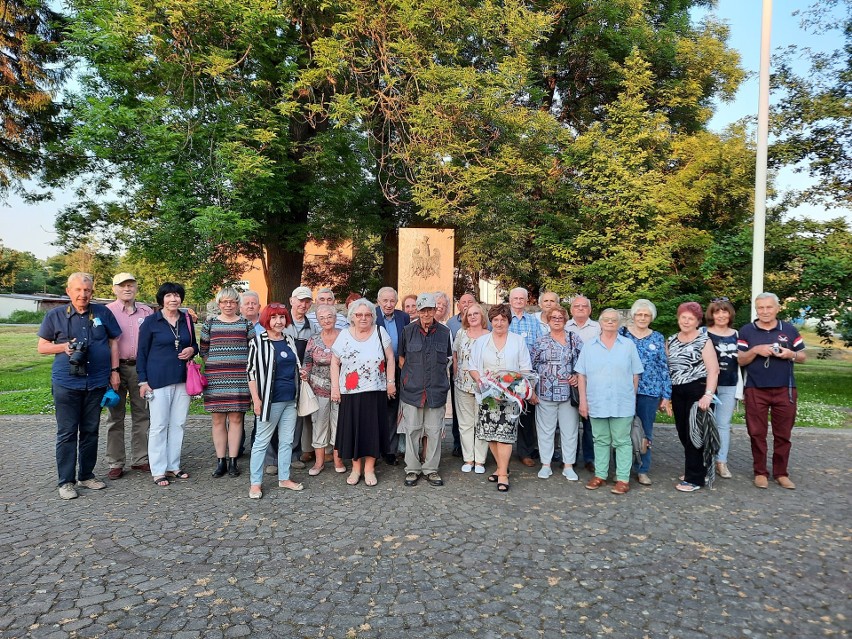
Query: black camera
68 339 88 376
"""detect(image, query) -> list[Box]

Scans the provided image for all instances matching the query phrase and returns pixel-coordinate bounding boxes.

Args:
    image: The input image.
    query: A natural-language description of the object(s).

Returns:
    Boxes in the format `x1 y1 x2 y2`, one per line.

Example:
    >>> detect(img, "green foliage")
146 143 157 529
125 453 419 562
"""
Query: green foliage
770 2 852 209
0 245 48 293
0 0 70 196
2 310 47 324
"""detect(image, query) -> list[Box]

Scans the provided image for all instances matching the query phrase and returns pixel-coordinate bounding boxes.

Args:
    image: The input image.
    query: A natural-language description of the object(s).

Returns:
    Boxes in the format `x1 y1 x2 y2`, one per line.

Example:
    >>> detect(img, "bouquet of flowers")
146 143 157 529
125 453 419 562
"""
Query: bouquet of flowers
479 370 539 423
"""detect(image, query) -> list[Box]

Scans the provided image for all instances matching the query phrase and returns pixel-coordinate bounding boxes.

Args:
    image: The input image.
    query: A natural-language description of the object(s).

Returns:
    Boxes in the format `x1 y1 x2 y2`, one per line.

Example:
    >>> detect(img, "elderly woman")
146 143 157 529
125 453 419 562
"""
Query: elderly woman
667 302 720 493
402 294 419 323
618 299 672 486
246 303 303 498
137 283 199 487
706 298 738 479
532 306 584 481
576 309 644 495
330 299 396 487
201 287 256 479
302 304 345 475
468 304 535 493
453 303 491 474
434 291 451 324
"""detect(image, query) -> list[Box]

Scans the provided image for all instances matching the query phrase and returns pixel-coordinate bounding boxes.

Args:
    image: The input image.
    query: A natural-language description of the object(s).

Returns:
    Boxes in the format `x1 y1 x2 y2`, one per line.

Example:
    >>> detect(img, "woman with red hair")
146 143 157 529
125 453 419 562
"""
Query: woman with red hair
246 303 304 499
667 302 720 493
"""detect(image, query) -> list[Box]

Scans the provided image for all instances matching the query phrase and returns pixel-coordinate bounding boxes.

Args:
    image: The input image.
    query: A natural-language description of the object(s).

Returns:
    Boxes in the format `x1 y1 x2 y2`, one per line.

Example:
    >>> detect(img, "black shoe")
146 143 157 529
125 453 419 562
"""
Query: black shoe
451 446 462 458
426 472 444 487
212 458 227 478
227 457 240 477
404 472 419 487
384 454 399 466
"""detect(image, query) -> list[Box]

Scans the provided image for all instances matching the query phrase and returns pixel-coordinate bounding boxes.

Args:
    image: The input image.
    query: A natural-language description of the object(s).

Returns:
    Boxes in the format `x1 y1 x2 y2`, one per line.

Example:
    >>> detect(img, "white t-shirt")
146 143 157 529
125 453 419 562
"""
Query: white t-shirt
332 327 392 394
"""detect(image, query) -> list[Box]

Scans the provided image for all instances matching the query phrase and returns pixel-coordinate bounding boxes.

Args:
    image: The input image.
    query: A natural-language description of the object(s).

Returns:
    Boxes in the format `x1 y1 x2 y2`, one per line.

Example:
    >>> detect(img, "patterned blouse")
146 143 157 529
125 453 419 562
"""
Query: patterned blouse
303 332 340 399
453 329 484 395
619 327 672 399
667 332 710 385
331 327 391 394
531 332 583 402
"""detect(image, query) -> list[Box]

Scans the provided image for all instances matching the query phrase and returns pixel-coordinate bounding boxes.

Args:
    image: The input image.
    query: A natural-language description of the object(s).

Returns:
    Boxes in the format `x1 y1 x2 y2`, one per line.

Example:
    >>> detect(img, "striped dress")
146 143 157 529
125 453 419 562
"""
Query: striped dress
200 317 256 412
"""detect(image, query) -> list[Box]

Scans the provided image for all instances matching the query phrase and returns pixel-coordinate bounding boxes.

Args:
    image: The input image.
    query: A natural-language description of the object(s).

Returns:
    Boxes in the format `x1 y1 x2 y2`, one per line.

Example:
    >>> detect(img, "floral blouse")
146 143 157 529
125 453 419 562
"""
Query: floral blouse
531 333 583 402
453 328 485 394
303 332 340 399
619 327 672 399
331 327 392 394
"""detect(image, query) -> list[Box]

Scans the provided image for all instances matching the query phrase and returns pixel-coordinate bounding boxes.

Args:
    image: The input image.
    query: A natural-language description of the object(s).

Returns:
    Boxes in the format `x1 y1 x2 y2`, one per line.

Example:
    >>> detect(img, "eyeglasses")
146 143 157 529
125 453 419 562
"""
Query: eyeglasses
219 300 238 305
354 313 372 319
600 317 619 323
712 297 730 302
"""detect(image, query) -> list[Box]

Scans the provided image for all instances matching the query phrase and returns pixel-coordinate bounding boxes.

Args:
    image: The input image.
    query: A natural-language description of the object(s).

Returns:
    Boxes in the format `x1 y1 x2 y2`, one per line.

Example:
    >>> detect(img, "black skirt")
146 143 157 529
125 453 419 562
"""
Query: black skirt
335 390 389 460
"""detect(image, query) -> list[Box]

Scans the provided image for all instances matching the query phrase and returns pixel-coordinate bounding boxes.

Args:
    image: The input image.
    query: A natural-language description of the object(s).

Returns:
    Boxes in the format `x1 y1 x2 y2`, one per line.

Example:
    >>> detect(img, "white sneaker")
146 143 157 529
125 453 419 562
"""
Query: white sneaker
537 466 553 479
474 465 486 474
461 463 473 473
77 477 106 490
562 467 579 481
59 483 78 500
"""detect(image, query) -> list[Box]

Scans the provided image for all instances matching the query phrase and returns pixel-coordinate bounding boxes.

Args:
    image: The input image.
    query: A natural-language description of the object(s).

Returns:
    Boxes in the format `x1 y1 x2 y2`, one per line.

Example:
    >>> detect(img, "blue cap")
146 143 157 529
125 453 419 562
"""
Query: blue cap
101 388 122 408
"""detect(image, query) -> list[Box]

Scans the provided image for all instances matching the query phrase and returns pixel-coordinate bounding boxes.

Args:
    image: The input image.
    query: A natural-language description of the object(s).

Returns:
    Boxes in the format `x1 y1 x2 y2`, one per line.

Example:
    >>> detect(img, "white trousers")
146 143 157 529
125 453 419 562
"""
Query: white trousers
535 398 579 465
455 387 489 464
147 383 191 477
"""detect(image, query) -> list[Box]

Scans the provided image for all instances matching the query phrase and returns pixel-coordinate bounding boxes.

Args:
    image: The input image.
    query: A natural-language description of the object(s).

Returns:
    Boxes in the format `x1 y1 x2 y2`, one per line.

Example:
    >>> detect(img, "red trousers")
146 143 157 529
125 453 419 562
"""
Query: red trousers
743 387 797 478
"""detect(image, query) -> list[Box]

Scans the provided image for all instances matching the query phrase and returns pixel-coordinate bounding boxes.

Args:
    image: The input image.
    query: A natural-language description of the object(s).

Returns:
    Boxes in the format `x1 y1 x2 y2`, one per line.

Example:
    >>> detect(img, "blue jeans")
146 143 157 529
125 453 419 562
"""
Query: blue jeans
577 416 595 464
715 385 737 463
53 384 106 486
634 394 660 474
250 401 297 485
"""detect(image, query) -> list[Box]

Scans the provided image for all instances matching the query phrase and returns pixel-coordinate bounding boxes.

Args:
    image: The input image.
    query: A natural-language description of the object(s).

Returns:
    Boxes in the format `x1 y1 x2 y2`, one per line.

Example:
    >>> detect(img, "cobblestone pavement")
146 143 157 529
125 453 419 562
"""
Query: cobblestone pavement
1 415 849 639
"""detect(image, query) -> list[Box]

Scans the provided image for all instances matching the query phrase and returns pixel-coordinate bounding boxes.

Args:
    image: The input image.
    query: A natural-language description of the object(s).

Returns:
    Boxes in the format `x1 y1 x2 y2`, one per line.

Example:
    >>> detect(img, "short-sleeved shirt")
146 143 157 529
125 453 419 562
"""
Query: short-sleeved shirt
575 335 643 418
38 303 122 390
509 312 542 355
737 320 804 388
332 327 392 394
532 332 583 403
709 331 739 387
106 300 153 360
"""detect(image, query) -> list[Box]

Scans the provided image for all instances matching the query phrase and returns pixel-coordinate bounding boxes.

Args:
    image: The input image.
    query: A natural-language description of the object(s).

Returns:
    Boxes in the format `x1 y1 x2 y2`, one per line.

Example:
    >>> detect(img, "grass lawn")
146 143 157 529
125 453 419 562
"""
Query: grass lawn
2 325 850 426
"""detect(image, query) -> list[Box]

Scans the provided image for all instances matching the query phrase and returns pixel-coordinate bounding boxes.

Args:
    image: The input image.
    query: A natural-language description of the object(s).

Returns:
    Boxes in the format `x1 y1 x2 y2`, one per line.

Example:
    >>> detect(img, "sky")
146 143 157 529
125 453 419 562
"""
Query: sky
1 0 848 260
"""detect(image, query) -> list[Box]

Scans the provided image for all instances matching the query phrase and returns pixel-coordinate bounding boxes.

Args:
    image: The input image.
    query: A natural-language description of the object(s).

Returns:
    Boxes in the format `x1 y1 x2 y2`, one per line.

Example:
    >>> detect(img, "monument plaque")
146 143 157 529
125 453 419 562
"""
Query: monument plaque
398 228 455 302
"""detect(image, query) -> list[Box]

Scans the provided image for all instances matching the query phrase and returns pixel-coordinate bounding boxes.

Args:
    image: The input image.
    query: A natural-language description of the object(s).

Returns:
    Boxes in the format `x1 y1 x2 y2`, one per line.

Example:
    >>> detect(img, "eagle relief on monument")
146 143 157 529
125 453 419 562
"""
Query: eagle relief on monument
410 235 441 279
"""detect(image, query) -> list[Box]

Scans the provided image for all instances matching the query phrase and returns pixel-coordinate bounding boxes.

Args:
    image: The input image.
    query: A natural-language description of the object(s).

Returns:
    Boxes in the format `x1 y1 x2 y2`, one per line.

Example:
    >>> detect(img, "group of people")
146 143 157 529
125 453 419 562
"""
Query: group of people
39 273 806 500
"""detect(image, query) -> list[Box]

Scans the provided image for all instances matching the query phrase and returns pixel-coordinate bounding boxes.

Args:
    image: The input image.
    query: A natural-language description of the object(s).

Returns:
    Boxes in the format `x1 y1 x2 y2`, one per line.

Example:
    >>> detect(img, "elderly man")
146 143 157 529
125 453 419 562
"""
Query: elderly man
737 293 806 490
399 293 452 487
307 287 349 330
38 273 122 499
103 273 154 479
285 286 320 467
535 292 561 331
508 287 543 466
375 286 411 463
566 295 601 473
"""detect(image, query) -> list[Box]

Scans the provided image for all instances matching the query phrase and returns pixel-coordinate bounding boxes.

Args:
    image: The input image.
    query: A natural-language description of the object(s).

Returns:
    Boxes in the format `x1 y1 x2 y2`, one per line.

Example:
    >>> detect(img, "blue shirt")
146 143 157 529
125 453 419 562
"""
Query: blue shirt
575 334 644 418
382 314 400 358
271 339 297 402
618 327 672 400
137 311 199 389
509 312 542 355
38 303 122 390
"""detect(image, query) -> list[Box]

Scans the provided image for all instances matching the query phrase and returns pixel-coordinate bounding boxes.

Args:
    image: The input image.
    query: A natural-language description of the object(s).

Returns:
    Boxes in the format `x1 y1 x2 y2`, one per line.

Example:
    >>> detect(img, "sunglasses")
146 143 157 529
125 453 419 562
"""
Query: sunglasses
712 297 730 302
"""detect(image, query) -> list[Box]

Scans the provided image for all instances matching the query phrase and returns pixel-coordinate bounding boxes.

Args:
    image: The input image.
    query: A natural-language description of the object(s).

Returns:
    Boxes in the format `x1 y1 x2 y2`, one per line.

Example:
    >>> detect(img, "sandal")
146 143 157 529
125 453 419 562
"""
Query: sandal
487 470 509 483
153 476 170 487
364 472 377 487
497 482 510 492
166 469 189 480
346 472 361 486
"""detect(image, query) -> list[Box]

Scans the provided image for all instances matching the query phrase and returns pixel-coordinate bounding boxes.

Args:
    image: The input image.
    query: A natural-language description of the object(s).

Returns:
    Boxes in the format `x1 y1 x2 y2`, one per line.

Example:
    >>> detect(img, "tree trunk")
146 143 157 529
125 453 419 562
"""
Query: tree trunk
265 242 304 304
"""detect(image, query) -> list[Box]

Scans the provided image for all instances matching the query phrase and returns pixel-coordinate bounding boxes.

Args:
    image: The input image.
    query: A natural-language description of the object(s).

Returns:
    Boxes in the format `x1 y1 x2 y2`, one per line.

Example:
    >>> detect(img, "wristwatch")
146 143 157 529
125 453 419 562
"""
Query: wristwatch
111 367 120 372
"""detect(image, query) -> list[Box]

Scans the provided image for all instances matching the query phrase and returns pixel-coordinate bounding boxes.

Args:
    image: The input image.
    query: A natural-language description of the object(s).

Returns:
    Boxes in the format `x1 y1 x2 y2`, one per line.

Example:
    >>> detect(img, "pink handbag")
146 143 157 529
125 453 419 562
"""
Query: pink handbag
186 360 207 396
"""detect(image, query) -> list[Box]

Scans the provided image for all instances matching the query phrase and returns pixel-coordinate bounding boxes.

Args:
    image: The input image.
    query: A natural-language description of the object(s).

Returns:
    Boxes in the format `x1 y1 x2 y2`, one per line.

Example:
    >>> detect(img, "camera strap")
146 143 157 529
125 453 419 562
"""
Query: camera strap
65 305 95 343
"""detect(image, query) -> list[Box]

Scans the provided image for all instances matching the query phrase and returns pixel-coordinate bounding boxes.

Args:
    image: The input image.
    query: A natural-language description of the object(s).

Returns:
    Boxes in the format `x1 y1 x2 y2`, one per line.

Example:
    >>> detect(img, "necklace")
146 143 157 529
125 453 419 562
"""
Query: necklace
167 319 180 351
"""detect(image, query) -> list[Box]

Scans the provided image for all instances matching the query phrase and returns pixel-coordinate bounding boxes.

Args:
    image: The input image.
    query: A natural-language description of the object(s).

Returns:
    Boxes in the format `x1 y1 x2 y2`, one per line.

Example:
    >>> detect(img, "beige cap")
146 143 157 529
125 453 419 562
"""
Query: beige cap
112 273 136 285
416 292 437 310
291 286 313 300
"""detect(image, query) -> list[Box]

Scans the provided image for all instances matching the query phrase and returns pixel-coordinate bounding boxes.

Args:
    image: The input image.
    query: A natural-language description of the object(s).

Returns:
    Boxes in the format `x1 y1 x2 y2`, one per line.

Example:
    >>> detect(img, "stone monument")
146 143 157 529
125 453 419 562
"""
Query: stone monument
397 228 455 302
